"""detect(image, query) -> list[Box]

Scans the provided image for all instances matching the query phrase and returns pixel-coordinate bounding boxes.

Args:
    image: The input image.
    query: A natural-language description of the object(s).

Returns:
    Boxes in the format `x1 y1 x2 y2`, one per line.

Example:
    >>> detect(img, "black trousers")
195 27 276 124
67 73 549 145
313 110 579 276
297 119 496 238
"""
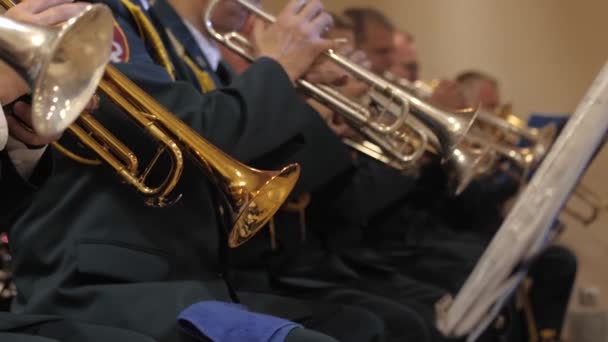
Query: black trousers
237 291 387 342
3 320 157 342
5 321 341 342
263 240 529 342
374 223 576 338
177 327 339 342
234 271 432 342
2 314 351 342
528 245 577 337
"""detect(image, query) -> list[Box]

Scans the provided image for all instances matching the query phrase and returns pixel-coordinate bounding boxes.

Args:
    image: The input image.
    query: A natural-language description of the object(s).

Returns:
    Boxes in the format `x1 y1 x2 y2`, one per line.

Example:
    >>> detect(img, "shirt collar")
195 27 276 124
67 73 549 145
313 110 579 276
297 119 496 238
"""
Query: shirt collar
183 20 221 72
137 0 150 10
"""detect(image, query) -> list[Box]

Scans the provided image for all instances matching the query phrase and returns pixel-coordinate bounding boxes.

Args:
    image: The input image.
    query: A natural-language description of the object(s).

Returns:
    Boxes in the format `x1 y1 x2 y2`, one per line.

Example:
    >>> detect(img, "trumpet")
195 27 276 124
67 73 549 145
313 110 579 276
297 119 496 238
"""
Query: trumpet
0 3 112 137
204 0 478 174
386 74 558 175
562 184 607 226
362 90 489 194
0 0 300 248
476 104 558 164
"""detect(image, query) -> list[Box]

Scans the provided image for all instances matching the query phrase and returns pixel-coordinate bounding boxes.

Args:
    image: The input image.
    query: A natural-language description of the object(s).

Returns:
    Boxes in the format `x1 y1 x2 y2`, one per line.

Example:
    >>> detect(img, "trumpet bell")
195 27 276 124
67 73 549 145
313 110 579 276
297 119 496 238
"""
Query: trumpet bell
367 89 478 155
229 164 301 247
445 146 489 196
0 4 113 137
98 65 302 248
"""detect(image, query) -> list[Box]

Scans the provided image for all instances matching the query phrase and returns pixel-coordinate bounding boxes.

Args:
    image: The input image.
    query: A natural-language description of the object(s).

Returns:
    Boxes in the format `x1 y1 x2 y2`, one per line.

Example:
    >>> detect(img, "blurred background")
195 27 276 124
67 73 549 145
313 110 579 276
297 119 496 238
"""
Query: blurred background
265 0 608 334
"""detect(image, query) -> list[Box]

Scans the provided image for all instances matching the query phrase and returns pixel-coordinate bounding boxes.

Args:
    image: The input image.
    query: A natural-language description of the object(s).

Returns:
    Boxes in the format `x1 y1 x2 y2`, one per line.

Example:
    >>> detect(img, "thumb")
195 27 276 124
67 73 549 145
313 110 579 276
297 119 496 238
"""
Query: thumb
316 38 340 55
336 43 353 57
252 18 265 42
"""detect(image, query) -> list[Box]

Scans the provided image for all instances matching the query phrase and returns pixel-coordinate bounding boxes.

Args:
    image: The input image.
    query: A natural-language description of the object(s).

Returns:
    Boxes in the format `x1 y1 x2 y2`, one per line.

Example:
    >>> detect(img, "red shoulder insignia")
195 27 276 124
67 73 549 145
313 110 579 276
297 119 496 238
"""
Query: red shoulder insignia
110 20 130 63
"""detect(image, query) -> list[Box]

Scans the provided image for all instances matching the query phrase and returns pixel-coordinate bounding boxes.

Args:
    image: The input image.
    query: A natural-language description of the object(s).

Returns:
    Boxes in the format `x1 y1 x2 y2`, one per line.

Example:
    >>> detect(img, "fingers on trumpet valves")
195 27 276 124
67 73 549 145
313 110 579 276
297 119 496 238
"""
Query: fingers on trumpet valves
85 93 101 112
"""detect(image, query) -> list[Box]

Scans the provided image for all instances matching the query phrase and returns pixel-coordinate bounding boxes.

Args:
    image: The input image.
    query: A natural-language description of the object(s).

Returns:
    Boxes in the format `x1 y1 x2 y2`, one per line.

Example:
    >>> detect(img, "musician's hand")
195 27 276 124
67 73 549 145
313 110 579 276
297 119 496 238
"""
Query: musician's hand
6 95 100 146
304 57 349 86
428 80 467 110
252 0 335 82
0 0 90 104
209 0 260 33
6 0 89 25
0 63 28 105
304 44 366 86
329 114 359 139
348 49 370 69
335 48 371 99
308 99 359 139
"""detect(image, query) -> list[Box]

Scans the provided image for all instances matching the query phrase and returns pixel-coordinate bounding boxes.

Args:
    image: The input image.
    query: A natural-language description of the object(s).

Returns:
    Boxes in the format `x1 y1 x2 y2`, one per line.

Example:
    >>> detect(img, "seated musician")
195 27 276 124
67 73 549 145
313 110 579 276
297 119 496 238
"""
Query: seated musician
0 0 102 233
1 0 397 341
450 70 577 342
0 2 170 342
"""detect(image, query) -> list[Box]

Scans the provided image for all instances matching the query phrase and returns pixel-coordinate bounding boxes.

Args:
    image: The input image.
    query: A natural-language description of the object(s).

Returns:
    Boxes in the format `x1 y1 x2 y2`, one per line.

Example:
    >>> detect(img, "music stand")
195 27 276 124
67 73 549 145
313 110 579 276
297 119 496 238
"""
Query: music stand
436 61 608 341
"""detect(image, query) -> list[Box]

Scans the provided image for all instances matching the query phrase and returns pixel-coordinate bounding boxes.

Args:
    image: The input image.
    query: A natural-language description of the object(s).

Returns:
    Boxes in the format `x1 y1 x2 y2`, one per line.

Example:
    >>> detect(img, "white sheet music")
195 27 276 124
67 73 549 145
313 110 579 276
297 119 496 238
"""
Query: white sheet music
436 60 608 339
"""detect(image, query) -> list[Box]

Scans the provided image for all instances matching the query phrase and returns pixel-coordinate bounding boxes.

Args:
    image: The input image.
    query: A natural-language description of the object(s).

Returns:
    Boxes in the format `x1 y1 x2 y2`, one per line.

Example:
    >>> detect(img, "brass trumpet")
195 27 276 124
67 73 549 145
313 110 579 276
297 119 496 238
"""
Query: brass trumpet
475 104 557 167
0 3 112 137
204 0 478 173
563 183 607 226
465 109 556 178
386 74 557 175
364 91 490 194
0 0 300 248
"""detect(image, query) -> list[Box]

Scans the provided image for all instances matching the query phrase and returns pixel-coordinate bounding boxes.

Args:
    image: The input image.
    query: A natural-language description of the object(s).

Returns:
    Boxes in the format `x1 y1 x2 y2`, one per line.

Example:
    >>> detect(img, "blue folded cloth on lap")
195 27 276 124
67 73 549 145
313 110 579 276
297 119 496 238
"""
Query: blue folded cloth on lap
177 301 302 342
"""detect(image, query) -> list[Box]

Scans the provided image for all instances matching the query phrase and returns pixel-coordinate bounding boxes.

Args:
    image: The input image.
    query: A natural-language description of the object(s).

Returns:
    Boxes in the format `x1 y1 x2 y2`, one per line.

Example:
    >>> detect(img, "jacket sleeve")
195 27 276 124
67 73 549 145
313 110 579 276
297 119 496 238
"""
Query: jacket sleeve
313 156 419 225
108 57 314 162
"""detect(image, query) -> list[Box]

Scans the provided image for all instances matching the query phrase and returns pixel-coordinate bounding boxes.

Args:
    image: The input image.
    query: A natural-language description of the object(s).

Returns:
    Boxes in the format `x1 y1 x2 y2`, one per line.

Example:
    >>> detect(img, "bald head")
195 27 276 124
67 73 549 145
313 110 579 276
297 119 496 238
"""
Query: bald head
390 30 419 82
456 71 501 112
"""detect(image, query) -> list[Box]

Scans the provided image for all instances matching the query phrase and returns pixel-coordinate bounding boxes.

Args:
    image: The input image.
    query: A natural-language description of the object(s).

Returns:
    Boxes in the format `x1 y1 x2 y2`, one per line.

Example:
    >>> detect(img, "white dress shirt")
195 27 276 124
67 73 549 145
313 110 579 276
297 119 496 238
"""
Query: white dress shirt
183 21 222 72
138 0 221 72
0 106 7 150
138 0 150 10
0 104 47 180
6 137 47 180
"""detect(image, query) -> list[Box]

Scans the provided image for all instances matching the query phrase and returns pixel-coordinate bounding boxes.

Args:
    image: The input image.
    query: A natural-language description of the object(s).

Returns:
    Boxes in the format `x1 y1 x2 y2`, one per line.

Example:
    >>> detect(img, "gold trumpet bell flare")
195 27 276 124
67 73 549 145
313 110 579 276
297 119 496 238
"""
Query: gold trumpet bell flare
228 163 301 248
